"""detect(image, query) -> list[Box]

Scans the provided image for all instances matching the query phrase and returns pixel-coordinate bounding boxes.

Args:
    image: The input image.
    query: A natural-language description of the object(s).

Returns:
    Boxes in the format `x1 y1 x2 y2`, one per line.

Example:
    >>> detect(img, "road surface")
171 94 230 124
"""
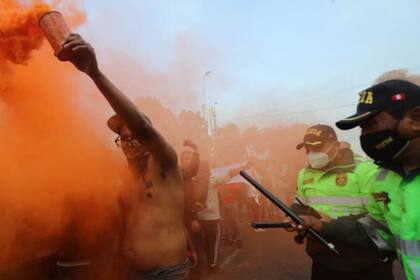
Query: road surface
209 222 405 280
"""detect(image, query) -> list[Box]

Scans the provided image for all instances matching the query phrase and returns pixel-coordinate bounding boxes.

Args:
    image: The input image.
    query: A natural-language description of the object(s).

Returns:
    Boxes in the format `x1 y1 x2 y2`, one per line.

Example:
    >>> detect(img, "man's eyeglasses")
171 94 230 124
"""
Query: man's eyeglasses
115 136 142 148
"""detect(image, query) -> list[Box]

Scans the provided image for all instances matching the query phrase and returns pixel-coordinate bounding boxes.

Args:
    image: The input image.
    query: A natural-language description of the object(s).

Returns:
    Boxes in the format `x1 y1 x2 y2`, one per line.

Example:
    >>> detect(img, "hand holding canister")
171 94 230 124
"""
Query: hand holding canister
39 11 72 61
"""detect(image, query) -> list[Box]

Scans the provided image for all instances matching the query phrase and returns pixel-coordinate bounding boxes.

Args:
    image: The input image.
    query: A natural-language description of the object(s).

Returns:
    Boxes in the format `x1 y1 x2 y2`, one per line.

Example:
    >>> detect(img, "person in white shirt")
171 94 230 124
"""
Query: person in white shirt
197 163 249 270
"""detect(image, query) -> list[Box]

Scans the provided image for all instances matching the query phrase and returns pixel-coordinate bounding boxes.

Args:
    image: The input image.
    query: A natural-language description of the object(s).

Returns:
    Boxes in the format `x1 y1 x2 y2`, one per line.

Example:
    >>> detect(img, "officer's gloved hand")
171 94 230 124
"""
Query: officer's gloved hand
317 211 332 223
299 215 324 232
282 216 296 232
283 216 306 234
282 216 309 244
290 203 322 219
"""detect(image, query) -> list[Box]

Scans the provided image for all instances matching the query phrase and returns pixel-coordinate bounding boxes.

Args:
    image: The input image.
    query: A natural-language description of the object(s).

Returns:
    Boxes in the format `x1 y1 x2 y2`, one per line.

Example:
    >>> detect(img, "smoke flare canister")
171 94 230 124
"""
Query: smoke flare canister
39 11 72 61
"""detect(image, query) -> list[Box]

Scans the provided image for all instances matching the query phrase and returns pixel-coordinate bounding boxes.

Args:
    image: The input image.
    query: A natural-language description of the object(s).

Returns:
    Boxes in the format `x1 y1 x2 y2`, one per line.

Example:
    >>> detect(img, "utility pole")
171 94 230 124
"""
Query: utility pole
202 71 211 126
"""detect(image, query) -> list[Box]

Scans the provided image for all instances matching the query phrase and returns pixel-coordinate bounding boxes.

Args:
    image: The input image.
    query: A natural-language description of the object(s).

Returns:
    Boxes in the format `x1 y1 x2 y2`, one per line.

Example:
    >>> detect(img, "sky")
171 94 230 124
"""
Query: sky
72 0 420 152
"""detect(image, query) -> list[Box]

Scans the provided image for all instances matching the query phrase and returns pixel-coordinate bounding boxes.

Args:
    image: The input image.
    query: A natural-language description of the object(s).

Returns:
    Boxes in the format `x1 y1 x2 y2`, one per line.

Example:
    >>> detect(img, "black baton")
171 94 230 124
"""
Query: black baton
240 170 339 255
251 222 293 229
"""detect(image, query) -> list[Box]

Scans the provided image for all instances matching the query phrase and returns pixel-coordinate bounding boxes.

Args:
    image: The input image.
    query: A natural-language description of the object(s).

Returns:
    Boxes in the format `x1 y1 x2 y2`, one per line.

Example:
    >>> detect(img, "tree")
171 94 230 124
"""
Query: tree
374 69 420 85
135 97 181 148
178 110 211 158
213 123 243 166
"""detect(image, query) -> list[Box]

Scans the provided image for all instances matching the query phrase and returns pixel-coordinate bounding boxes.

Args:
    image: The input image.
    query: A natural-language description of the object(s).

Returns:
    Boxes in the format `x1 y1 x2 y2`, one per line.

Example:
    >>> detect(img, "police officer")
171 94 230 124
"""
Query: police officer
290 124 394 280
302 79 420 280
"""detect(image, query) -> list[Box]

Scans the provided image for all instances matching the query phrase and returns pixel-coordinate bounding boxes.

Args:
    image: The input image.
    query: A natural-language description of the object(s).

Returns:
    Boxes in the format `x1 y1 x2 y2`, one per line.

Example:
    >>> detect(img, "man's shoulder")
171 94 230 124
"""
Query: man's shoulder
353 160 379 175
300 167 322 177
355 158 377 168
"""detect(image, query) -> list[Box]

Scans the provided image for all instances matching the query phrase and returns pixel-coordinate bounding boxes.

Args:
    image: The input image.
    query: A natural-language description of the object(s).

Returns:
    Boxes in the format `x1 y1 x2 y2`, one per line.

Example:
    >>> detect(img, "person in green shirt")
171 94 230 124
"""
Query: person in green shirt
290 124 394 280
302 79 420 280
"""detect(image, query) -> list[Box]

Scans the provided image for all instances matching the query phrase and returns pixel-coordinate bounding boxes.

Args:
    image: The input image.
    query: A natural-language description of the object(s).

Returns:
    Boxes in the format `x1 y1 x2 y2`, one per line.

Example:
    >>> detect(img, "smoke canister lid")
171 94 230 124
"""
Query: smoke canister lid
39 11 72 61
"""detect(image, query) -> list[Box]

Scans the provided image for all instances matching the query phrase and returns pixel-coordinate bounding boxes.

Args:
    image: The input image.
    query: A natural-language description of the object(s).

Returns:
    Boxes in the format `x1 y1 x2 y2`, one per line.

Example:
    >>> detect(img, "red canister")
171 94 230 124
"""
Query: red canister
39 11 72 61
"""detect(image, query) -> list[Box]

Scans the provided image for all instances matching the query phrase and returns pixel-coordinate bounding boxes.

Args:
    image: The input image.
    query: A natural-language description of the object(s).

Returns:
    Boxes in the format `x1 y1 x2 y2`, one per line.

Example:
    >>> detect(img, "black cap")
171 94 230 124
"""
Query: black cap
336 79 420 130
296 124 337 150
107 114 153 134
107 114 124 134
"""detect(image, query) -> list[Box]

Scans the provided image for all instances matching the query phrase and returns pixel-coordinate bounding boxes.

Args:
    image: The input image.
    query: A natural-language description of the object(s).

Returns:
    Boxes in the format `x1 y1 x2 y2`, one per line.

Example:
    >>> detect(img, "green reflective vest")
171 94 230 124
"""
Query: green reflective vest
297 160 378 218
366 169 420 280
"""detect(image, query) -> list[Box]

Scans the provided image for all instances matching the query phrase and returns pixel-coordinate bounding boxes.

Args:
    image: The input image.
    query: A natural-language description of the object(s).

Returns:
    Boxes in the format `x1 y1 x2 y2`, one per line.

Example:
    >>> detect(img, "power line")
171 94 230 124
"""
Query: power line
219 66 420 123
219 82 367 121
221 103 356 124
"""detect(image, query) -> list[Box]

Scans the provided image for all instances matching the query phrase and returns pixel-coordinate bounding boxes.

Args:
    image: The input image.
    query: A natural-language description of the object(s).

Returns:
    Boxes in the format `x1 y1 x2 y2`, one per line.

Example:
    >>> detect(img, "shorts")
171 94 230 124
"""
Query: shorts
124 259 191 280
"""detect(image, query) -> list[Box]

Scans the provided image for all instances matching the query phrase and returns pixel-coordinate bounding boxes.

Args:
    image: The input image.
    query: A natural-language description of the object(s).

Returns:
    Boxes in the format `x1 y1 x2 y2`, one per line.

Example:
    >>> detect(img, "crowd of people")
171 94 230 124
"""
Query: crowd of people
1 30 419 280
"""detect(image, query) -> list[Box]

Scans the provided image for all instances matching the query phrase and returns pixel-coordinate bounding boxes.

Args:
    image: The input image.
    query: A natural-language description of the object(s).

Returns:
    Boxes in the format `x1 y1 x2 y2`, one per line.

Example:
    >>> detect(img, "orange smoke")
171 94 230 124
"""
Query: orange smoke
0 1 50 64
0 0 122 275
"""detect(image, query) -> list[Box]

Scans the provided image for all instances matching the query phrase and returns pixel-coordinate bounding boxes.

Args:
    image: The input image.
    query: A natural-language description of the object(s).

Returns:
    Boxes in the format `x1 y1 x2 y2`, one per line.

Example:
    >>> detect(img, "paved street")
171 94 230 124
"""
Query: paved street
208 222 405 280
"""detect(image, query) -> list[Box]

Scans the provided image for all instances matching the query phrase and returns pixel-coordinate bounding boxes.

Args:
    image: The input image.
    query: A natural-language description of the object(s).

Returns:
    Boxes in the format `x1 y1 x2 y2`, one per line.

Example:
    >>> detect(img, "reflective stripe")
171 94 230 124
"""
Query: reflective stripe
358 216 393 251
408 259 420 279
360 196 369 205
330 207 339 219
350 208 364 215
376 168 389 181
330 206 361 218
305 196 369 206
294 196 307 204
340 207 362 216
395 236 420 257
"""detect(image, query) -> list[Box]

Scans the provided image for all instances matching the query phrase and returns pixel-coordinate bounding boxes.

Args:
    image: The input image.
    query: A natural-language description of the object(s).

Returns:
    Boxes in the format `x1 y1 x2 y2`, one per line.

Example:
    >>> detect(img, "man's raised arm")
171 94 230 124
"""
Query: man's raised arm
62 34 177 168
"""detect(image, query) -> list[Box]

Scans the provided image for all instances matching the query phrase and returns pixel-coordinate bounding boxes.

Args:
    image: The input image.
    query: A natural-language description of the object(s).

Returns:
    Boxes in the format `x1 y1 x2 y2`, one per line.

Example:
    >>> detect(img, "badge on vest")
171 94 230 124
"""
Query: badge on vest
372 192 390 206
336 173 348 186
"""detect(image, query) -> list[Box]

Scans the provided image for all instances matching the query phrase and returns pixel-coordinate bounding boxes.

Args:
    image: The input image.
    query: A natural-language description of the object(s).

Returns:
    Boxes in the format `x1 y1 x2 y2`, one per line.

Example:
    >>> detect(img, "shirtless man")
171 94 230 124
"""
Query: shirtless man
61 34 189 280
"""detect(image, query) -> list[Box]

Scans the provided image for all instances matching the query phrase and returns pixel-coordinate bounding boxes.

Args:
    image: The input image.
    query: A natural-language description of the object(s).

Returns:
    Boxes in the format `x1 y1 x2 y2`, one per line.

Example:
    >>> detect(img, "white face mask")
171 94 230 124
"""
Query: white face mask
308 152 330 169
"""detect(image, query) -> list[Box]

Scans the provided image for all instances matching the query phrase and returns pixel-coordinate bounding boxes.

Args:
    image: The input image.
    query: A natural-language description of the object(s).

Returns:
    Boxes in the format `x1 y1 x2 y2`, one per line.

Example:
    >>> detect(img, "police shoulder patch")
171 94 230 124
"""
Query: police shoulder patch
372 192 390 205
336 173 348 186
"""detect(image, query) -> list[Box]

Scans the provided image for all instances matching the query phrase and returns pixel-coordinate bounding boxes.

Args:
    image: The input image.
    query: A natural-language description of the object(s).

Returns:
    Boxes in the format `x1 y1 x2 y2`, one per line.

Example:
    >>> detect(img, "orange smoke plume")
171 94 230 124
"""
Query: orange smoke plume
0 1 50 64
0 1 121 277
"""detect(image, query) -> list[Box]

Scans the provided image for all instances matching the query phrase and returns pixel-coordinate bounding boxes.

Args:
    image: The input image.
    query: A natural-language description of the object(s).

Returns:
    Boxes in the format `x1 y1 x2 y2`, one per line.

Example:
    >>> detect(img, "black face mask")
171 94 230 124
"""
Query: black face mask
360 129 410 163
